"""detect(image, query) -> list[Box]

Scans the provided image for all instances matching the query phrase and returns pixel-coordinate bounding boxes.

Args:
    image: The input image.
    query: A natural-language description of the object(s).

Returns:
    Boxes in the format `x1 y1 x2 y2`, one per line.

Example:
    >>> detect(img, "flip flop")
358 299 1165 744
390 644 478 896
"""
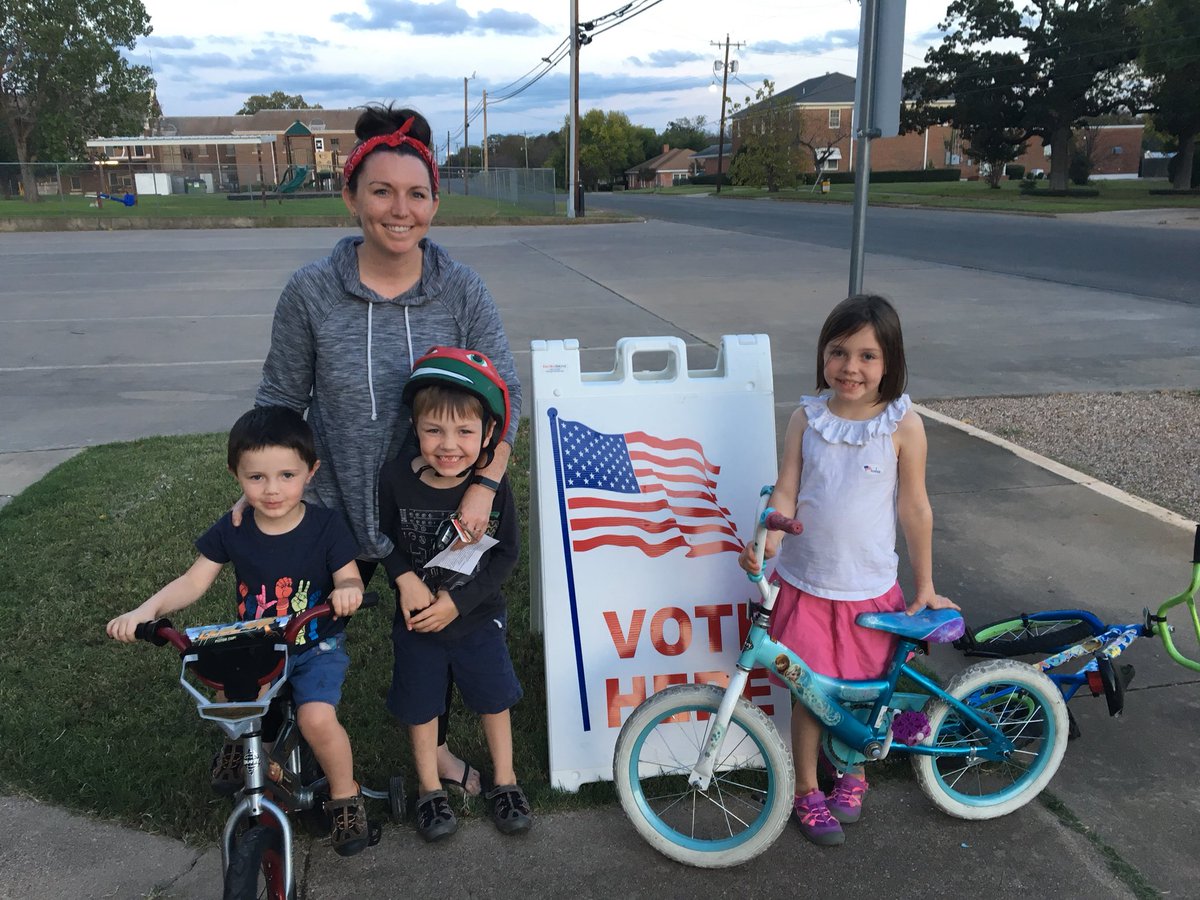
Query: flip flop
440 759 482 797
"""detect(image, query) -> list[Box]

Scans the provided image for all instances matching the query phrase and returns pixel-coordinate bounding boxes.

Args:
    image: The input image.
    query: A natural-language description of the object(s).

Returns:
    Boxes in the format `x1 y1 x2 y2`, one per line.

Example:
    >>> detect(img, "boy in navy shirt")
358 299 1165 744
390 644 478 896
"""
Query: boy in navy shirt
107 406 372 857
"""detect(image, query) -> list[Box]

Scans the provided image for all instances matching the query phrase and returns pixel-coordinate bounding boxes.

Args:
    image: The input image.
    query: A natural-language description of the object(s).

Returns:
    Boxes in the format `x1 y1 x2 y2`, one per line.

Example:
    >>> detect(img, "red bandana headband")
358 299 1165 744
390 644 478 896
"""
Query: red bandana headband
342 116 439 194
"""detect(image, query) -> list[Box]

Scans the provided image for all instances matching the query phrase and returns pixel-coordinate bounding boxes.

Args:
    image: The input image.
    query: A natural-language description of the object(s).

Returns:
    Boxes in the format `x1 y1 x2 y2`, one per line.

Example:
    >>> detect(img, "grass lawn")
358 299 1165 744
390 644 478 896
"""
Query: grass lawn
0 191 554 222
643 178 1200 214
0 425 622 843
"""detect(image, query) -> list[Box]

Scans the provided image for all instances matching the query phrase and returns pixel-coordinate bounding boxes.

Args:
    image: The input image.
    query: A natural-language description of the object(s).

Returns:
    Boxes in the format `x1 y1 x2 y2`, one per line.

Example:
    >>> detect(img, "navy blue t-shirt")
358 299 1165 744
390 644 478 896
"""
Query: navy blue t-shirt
195 503 360 650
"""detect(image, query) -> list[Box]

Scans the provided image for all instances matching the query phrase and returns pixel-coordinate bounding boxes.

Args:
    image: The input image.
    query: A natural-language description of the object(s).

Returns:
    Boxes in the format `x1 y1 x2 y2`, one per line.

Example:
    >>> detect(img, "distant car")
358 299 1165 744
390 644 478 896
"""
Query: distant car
1030 168 1046 179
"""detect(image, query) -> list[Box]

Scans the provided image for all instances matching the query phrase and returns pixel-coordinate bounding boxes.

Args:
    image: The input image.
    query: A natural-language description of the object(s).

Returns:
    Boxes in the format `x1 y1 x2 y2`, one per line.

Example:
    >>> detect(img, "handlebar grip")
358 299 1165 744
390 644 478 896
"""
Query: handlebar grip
764 511 803 535
361 591 379 610
134 618 173 646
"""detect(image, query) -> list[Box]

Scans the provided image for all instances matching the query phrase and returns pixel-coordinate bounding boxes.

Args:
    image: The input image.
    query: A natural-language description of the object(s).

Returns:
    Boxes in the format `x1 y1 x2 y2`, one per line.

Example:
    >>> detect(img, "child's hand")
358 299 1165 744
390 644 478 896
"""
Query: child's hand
905 589 960 615
329 586 363 619
106 610 147 643
738 534 779 575
408 590 460 633
397 574 436 630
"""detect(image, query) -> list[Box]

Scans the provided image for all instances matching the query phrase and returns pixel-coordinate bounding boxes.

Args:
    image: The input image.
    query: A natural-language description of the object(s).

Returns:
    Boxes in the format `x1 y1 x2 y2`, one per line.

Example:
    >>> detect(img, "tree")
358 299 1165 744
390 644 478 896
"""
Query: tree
660 116 713 152
907 0 1141 191
728 80 802 192
548 110 647 191
1138 0 1200 189
792 109 851 181
236 91 322 116
1 0 154 202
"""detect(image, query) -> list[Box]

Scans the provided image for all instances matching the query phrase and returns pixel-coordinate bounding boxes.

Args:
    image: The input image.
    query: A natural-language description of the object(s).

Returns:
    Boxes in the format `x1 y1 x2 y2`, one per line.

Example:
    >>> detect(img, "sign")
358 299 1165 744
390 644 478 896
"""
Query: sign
529 335 789 790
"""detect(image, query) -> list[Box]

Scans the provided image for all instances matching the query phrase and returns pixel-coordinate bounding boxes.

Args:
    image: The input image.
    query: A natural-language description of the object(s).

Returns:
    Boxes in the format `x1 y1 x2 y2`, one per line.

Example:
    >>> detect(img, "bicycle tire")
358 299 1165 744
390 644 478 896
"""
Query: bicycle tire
223 823 288 900
963 614 1097 657
613 683 792 868
913 658 1068 820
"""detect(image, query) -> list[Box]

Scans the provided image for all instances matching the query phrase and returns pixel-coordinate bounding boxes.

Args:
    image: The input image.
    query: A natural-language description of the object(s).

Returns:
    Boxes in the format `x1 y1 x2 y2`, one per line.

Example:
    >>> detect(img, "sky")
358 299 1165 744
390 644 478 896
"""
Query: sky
128 0 951 154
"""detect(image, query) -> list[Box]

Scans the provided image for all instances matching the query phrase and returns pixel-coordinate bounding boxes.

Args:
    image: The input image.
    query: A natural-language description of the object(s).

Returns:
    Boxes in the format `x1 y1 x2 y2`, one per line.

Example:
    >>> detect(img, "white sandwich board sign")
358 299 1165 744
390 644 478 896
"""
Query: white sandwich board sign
529 335 788 790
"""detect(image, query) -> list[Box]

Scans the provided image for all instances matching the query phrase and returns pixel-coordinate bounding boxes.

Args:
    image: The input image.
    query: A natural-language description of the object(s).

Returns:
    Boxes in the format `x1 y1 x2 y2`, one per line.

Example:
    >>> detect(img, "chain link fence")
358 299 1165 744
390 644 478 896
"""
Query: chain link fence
1 161 558 215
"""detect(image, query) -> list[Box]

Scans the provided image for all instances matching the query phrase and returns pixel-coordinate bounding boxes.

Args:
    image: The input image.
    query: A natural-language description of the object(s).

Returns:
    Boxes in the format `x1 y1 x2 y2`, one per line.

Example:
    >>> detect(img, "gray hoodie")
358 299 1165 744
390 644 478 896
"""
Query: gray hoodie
256 235 522 560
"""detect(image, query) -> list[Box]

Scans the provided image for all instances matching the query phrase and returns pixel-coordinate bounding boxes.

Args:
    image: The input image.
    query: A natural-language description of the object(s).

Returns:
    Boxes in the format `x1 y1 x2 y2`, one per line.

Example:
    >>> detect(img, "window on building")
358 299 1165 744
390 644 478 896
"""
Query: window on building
828 109 841 129
310 118 326 131
822 158 839 171
134 145 146 157
330 137 340 148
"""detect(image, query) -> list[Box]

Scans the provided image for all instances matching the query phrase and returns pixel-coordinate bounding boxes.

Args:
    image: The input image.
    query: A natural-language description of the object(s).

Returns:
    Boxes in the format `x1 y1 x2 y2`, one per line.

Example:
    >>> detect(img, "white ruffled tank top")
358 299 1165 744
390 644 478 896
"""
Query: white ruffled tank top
774 394 909 601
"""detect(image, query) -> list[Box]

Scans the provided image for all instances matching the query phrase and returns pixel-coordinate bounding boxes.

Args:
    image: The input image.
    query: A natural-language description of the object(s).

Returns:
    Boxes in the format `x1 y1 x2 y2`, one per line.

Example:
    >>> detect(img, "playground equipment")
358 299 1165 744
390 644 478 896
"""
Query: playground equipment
276 166 310 194
89 192 137 207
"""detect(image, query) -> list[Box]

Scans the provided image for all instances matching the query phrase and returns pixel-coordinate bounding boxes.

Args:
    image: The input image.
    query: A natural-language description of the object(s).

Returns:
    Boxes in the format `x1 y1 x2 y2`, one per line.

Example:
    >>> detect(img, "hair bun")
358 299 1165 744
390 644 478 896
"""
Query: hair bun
355 103 431 148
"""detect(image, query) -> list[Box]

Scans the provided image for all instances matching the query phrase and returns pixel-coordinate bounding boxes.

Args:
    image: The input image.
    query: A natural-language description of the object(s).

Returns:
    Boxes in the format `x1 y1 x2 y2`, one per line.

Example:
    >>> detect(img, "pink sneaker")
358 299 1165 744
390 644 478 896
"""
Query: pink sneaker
793 789 845 846
827 774 868 824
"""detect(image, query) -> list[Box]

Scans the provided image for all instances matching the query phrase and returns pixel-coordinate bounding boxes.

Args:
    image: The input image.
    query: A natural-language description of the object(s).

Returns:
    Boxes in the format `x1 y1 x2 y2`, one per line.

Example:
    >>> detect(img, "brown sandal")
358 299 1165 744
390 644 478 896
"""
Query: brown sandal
324 791 370 857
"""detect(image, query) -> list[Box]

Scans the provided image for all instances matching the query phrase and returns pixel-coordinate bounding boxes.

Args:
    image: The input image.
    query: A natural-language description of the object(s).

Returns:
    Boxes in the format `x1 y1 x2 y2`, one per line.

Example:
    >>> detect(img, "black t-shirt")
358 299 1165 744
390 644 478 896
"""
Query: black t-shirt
195 504 360 650
378 456 519 641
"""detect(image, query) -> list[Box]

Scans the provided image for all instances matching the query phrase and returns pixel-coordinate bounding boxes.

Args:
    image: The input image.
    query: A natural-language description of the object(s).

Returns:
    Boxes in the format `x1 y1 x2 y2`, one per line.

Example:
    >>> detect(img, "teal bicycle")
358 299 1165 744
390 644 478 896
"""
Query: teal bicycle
613 487 1070 867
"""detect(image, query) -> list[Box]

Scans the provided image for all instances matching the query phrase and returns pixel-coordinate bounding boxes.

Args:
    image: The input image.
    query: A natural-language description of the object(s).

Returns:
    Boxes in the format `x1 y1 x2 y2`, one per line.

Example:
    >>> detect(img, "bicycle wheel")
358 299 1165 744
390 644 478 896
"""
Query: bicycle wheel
913 659 1068 820
223 823 288 900
963 614 1097 657
613 683 792 868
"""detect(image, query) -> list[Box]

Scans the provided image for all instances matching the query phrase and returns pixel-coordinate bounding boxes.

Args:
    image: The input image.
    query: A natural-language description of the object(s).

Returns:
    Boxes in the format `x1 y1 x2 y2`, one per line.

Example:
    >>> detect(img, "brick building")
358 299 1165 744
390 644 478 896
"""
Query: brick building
730 72 1143 179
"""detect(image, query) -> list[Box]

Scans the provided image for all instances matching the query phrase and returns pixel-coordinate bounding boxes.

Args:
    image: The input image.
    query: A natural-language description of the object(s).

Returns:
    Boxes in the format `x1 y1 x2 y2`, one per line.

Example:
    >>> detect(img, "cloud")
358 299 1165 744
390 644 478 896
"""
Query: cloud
912 27 946 44
751 30 859 55
332 0 549 36
142 35 196 49
627 49 707 68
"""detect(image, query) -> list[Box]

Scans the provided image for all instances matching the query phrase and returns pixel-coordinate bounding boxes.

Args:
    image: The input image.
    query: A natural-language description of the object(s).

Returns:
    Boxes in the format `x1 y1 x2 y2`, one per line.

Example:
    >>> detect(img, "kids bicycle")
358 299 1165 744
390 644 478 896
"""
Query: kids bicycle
134 593 404 900
953 524 1200 733
612 487 1071 868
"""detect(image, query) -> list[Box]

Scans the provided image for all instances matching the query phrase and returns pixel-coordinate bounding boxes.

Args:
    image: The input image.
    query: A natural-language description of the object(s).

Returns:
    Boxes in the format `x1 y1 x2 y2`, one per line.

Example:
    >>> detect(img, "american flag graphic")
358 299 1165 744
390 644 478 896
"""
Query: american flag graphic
554 418 742 558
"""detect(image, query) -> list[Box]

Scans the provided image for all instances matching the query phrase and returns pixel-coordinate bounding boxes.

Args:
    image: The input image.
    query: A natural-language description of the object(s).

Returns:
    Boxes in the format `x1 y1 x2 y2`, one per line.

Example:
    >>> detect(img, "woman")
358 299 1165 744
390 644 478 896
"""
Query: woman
253 103 521 794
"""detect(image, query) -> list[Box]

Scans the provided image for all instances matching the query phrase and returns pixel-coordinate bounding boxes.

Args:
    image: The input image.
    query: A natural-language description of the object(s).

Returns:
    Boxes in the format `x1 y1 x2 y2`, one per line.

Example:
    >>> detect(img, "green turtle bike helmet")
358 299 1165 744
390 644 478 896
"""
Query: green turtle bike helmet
402 347 511 465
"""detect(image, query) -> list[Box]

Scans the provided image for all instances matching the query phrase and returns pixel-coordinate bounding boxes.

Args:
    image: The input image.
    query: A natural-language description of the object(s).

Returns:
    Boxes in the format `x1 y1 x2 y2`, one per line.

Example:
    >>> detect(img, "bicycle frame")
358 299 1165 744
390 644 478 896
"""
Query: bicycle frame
687 489 1009 791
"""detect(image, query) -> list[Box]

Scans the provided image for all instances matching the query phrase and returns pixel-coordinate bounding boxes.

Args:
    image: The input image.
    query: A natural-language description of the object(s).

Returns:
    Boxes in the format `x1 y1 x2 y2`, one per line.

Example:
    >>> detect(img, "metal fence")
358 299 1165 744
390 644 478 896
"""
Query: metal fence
438 166 558 215
0 161 558 215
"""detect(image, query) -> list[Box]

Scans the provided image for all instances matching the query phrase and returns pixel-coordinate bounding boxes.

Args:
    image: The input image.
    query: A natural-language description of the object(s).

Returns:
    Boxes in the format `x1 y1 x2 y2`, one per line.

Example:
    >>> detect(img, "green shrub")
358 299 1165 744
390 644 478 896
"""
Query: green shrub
687 173 731 186
1005 164 1025 180
819 168 961 184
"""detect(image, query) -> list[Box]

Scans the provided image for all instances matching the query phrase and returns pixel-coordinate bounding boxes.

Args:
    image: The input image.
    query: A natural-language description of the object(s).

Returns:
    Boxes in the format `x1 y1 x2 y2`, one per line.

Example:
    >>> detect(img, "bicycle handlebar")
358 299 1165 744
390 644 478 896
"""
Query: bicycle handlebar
133 591 380 653
764 511 803 535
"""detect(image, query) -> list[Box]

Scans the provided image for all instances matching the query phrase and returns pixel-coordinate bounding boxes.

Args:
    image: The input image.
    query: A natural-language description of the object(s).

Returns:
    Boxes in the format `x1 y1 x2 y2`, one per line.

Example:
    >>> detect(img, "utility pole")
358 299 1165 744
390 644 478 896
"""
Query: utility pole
568 0 580 218
710 36 744 194
463 75 471 195
482 89 489 172
523 131 529 168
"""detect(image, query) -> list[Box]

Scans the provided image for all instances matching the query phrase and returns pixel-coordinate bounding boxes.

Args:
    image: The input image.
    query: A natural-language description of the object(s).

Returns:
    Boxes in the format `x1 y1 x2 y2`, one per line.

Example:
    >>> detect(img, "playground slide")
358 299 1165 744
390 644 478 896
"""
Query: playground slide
278 165 310 193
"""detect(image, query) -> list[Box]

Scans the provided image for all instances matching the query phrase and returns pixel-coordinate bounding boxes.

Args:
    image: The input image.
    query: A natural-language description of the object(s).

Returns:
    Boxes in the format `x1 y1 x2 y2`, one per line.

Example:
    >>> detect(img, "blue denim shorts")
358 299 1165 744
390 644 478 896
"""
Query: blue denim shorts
387 616 522 725
287 636 350 708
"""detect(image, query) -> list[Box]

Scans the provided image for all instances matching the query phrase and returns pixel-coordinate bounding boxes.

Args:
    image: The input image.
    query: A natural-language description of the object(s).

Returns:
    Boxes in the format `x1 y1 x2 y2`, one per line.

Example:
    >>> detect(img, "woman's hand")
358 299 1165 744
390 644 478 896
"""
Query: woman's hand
455 484 495 545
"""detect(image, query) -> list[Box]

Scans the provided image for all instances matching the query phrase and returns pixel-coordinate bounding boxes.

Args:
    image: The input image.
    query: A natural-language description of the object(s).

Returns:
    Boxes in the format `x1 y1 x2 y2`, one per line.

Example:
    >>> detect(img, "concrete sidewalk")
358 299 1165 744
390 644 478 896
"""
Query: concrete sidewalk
1 219 1197 898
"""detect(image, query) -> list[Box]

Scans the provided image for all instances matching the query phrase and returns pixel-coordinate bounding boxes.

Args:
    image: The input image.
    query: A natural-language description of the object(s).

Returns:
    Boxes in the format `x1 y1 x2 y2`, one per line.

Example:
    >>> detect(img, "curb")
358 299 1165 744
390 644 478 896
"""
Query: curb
915 403 1197 531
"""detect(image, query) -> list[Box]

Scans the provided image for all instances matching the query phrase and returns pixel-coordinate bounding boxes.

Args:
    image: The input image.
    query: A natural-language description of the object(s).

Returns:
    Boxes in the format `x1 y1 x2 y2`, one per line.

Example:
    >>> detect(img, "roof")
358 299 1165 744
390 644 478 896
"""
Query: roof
691 142 733 159
156 108 362 138
624 147 696 174
87 135 276 149
733 72 856 118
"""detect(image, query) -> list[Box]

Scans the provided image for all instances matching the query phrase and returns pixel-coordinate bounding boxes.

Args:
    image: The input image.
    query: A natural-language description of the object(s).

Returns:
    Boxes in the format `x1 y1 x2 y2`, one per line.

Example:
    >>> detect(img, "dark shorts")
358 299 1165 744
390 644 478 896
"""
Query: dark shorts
287 635 350 708
387 615 522 725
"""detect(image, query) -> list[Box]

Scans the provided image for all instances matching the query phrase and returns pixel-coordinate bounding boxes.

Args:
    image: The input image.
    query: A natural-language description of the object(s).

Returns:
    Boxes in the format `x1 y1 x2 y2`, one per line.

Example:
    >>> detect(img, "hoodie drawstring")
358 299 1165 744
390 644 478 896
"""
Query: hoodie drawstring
365 303 415 424
366 302 378 421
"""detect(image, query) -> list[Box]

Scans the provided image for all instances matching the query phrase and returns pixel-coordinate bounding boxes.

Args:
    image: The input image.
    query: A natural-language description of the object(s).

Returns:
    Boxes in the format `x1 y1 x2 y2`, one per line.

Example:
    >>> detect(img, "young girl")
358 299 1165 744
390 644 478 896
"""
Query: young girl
739 294 957 847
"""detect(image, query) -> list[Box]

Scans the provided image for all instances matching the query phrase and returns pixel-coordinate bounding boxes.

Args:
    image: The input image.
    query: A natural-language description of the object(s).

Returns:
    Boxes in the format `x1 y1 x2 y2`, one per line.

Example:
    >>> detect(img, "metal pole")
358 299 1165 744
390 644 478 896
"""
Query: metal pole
848 0 881 295
568 0 579 218
524 131 529 168
463 76 470 196
482 90 489 172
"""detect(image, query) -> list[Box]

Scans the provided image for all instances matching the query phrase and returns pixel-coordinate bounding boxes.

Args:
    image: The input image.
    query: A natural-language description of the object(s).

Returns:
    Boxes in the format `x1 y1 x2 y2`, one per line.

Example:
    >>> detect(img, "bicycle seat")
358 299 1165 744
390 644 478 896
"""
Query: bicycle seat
856 608 965 643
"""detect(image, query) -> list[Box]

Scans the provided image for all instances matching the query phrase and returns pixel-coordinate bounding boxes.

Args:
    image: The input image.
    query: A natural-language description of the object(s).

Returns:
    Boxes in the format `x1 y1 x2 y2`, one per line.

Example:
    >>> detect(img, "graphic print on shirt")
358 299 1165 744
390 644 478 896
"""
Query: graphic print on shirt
398 506 499 593
238 582 249 618
252 584 270 618
289 580 309 643
274 577 294 616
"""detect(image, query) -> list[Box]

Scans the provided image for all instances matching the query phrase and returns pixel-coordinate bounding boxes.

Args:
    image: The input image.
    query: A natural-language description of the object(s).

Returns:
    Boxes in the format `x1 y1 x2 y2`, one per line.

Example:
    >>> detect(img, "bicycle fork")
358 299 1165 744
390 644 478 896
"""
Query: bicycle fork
221 732 295 897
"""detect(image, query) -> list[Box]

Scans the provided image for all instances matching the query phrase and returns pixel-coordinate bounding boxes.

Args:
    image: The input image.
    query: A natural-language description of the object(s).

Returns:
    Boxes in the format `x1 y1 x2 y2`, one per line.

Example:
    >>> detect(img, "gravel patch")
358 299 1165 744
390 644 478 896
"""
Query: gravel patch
922 390 1200 524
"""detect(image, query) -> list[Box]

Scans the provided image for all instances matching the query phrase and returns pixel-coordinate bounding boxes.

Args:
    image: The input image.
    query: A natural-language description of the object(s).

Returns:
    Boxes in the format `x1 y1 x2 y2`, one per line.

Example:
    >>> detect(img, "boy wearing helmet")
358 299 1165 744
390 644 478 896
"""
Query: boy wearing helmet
377 348 530 842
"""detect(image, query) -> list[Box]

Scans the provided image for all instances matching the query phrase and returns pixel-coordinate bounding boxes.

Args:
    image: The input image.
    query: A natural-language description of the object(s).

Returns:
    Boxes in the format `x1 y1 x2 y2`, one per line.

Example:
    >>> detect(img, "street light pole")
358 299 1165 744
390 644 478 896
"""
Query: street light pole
482 89 489 172
710 35 743 194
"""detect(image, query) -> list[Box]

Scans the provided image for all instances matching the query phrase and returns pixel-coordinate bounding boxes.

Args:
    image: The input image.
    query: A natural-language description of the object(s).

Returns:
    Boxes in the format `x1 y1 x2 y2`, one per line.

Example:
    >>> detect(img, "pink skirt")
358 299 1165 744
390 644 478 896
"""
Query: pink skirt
769 579 906 680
